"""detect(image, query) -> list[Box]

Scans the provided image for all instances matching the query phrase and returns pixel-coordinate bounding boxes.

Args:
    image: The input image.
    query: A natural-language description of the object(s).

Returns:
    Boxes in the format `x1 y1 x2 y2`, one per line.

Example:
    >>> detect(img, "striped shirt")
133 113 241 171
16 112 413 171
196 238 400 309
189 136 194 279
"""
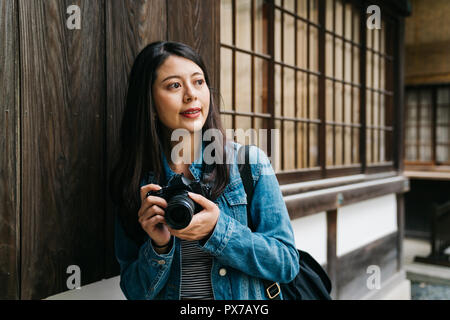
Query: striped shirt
180 239 214 300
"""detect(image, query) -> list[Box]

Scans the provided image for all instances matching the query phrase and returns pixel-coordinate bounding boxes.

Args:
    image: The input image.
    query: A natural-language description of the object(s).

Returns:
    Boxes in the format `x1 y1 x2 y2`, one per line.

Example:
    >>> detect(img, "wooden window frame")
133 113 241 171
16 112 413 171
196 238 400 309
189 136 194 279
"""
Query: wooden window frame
404 83 450 167
219 0 402 185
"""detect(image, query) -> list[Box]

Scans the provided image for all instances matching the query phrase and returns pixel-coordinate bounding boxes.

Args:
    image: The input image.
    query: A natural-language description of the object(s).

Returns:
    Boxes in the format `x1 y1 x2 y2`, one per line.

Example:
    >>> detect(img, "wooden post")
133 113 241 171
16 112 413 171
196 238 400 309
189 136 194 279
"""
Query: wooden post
327 209 338 299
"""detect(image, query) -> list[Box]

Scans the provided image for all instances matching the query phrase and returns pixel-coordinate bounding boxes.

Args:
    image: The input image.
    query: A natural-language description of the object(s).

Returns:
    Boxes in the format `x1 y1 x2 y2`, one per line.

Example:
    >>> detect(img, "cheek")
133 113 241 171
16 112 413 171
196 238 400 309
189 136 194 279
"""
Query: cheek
166 96 182 112
202 89 211 109
152 96 176 128
154 92 181 113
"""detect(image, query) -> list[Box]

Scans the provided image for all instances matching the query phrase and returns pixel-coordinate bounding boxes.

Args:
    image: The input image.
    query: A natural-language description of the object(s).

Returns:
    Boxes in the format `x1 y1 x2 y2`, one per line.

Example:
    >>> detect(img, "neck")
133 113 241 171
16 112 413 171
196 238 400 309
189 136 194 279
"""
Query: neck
162 128 202 167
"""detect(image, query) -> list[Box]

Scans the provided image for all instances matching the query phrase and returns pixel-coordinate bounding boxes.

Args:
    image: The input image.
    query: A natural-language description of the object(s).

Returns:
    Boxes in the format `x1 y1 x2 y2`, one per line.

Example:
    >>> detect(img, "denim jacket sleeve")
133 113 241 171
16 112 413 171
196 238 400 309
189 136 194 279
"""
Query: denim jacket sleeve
114 214 175 299
199 145 299 283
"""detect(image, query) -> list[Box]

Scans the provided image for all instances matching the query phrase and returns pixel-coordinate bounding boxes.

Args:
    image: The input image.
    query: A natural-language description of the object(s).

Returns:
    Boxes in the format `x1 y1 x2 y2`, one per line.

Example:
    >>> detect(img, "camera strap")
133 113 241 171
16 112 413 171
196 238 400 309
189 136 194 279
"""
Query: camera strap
200 160 215 186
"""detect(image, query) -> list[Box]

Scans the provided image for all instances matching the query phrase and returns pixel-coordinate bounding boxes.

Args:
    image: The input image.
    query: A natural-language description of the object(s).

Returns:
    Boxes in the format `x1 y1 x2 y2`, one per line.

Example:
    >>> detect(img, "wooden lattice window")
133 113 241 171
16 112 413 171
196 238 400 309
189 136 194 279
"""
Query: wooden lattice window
405 85 450 165
220 0 397 182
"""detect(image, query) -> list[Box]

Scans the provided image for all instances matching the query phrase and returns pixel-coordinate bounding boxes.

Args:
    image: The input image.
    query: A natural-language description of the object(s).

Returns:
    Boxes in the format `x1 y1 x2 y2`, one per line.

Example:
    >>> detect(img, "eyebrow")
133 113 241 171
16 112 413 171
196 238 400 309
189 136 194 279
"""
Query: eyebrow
161 72 203 83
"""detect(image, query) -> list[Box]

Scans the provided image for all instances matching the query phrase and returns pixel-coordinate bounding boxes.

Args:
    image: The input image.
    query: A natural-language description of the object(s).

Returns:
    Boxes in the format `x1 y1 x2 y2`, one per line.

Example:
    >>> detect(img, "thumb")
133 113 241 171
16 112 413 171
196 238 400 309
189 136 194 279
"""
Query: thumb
188 192 216 210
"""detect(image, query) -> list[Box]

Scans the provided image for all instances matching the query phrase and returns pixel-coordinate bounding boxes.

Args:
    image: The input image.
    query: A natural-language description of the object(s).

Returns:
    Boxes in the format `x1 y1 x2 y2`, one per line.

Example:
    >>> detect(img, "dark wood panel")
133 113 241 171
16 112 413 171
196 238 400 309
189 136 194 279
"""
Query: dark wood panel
396 193 405 271
336 232 398 300
404 179 450 239
105 0 167 277
326 210 338 299
0 0 19 300
19 0 106 299
166 0 220 90
286 176 409 219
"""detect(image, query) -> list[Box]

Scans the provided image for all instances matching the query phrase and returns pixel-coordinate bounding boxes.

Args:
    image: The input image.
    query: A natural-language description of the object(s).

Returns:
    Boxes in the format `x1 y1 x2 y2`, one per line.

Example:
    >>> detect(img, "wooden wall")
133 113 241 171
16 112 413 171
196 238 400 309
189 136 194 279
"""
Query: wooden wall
0 0 219 300
0 0 20 300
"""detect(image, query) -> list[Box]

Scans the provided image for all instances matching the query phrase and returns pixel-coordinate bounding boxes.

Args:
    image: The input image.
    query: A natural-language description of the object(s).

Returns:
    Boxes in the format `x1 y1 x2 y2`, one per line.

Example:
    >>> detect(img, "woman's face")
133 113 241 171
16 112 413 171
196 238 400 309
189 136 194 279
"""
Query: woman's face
152 55 210 135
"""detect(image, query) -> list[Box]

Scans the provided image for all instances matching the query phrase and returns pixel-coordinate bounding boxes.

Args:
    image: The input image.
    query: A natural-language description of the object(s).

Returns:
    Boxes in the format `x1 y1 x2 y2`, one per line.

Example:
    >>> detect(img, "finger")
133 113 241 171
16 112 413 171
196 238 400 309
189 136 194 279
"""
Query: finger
187 192 217 211
145 195 168 210
139 204 165 223
143 214 166 229
167 226 182 237
138 196 167 219
140 184 162 202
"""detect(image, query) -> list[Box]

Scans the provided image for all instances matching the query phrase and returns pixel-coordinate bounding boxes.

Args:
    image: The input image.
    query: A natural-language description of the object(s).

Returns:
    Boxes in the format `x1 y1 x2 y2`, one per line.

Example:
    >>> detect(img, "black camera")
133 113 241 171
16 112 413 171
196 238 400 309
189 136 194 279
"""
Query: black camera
146 173 212 230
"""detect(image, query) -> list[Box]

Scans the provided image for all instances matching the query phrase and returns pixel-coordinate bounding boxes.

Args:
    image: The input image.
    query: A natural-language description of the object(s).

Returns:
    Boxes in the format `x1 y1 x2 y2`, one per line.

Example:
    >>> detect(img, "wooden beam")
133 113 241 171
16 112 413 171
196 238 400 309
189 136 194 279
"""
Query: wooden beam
285 175 409 219
404 170 450 181
336 232 398 299
281 170 397 195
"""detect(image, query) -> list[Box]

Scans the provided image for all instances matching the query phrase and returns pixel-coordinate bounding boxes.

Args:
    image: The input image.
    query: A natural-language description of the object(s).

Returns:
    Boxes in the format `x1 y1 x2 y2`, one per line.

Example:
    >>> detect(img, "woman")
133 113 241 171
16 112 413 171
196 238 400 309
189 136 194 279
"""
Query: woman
110 41 299 300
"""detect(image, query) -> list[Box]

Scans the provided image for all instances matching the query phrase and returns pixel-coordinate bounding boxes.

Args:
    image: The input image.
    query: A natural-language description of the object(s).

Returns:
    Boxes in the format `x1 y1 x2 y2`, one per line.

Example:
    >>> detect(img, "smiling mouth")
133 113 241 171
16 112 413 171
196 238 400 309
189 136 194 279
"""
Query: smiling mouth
180 110 200 115
180 107 201 115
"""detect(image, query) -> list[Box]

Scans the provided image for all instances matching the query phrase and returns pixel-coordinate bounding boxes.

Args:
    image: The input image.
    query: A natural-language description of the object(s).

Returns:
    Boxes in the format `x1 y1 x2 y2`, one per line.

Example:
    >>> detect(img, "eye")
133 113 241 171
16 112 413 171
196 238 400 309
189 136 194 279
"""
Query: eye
169 82 181 89
195 79 204 86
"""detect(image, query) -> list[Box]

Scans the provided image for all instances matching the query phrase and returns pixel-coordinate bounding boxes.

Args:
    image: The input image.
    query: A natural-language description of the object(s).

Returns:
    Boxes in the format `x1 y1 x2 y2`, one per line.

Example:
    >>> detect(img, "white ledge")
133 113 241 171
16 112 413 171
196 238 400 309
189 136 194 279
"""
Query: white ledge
44 276 126 300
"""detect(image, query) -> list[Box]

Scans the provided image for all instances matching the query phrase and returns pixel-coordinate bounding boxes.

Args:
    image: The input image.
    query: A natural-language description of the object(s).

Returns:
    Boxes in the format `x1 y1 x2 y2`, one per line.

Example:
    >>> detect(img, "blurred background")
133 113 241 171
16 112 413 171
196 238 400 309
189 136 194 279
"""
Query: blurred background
0 0 448 300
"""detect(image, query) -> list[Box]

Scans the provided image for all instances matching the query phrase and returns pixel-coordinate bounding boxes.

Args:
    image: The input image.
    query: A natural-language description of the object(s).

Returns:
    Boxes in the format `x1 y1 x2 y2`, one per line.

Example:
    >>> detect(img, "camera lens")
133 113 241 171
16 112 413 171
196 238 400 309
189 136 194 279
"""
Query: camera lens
165 194 195 230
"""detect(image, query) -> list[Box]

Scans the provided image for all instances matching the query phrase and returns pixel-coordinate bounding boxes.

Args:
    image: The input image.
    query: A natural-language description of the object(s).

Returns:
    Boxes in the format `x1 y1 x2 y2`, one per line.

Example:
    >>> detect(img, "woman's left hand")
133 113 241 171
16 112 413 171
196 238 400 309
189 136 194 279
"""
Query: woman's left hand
168 192 220 241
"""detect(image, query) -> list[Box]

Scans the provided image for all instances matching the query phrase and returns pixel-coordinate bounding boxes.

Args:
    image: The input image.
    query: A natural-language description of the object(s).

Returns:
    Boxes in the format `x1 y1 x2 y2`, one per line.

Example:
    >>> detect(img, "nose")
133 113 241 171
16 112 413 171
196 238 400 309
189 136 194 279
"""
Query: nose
183 83 197 104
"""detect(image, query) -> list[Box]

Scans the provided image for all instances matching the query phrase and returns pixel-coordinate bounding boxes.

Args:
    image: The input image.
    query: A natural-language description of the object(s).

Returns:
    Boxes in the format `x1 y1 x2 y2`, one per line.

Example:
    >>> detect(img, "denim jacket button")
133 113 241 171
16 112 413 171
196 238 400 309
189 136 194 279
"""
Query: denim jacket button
219 268 227 276
158 260 166 265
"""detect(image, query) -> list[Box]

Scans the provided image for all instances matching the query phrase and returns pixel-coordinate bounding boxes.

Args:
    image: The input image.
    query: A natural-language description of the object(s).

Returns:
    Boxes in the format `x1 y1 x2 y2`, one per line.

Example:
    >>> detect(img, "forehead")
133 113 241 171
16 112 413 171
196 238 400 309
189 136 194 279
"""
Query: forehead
156 55 203 78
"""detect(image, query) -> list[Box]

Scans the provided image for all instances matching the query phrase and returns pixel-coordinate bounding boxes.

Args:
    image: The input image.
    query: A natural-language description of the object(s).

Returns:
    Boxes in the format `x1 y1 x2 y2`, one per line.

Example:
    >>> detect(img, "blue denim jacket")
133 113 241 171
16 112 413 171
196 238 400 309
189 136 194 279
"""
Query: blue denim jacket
114 141 299 300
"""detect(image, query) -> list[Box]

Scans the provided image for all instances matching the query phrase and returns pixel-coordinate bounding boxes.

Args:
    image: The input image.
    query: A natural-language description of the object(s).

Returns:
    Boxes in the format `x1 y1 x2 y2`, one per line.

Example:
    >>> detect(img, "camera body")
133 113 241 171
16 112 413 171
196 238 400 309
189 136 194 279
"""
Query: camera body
146 173 212 230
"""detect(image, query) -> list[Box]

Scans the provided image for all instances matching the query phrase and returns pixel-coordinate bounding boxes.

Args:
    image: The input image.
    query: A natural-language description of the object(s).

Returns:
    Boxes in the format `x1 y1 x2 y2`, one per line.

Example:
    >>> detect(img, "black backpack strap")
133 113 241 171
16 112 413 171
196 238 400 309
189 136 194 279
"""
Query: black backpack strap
237 144 281 300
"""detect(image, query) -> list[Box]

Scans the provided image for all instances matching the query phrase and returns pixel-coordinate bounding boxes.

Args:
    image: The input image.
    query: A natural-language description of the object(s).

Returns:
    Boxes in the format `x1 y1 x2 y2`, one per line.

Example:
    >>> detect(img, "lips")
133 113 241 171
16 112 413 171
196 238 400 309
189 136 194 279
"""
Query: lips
180 107 201 115
180 107 201 118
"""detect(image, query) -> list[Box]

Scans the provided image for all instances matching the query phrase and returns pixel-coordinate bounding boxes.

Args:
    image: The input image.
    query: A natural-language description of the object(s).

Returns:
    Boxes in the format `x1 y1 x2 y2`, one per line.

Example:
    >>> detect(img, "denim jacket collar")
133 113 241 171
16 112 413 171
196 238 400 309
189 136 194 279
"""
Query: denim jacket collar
159 139 205 184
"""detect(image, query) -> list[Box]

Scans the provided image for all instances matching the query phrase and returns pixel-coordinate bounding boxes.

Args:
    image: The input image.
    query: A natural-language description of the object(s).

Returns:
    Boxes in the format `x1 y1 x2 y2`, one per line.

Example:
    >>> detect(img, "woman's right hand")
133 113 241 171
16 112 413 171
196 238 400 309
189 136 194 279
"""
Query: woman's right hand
139 184 171 247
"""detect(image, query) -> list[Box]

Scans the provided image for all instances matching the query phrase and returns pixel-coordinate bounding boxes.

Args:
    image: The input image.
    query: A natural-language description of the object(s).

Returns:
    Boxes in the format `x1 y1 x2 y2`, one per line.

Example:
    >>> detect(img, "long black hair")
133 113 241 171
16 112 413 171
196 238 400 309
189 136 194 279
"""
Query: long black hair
109 41 230 244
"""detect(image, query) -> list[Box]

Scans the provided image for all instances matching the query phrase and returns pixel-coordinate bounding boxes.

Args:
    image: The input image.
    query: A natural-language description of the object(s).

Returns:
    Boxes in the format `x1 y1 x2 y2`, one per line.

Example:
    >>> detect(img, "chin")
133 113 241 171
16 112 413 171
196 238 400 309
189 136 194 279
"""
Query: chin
184 126 204 134
181 119 206 132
